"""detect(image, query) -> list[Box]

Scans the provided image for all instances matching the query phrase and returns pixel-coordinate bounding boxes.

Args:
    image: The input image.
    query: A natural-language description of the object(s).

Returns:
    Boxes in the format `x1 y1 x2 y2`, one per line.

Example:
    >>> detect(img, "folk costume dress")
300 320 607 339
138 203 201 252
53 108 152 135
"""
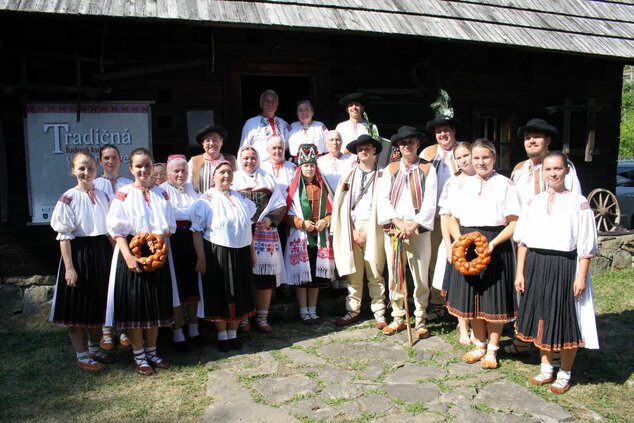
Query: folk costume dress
105 184 179 329
261 159 296 255
284 168 335 288
287 121 328 160
94 175 132 200
513 191 599 350
240 115 290 162
233 150 287 289
160 180 201 304
445 172 521 323
190 188 257 322
376 159 438 321
49 187 112 327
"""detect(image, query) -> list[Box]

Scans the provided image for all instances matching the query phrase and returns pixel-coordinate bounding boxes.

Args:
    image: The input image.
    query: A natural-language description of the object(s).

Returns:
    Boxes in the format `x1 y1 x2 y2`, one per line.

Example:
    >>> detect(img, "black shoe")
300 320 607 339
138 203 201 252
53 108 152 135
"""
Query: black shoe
217 340 231 352
174 340 190 353
228 338 243 350
188 335 210 346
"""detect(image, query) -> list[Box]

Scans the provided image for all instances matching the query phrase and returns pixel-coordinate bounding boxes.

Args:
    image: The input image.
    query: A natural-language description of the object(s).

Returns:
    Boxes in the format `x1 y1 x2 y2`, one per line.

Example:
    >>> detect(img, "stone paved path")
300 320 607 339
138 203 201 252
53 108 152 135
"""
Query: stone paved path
201 316 577 423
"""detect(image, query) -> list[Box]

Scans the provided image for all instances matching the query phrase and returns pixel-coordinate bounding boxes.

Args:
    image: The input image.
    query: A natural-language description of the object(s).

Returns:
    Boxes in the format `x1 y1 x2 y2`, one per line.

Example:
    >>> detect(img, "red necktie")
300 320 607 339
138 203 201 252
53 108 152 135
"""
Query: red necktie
268 118 277 136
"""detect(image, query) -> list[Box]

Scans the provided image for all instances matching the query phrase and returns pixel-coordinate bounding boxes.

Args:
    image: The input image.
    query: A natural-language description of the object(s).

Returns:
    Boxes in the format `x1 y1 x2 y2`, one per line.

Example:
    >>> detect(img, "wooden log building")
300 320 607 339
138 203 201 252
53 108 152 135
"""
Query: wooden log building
0 0 633 276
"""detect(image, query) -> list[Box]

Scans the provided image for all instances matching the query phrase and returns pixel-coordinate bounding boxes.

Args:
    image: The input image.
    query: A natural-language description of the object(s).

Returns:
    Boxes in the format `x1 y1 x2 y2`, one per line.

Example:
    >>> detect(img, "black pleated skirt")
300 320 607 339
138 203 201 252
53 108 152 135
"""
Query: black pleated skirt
446 226 517 323
113 236 174 329
170 227 200 304
199 240 256 322
296 246 331 288
515 248 584 351
50 235 112 327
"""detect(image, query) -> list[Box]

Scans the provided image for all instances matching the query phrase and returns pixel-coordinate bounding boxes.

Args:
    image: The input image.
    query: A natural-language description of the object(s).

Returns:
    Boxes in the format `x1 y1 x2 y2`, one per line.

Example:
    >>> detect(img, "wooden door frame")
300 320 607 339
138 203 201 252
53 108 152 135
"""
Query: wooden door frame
227 61 328 150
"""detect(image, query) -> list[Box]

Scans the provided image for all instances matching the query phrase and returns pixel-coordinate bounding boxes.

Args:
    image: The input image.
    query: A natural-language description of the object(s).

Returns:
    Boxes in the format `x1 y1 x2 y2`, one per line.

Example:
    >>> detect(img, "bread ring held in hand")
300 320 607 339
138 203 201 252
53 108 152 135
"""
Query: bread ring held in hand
129 232 168 272
451 231 491 276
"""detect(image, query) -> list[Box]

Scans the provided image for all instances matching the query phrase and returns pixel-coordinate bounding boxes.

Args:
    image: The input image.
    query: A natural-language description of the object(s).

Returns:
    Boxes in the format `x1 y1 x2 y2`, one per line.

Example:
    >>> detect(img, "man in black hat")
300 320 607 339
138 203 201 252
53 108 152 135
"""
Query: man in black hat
512 118 582 209
376 126 437 338
240 89 290 162
188 125 236 192
504 118 582 356
421 96 461 320
335 92 393 168
332 135 387 328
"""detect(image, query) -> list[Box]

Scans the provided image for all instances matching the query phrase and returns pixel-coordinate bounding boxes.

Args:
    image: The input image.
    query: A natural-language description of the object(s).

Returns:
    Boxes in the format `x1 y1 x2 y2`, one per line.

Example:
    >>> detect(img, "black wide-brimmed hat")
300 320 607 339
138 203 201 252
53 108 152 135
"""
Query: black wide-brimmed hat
517 118 558 141
390 126 427 147
426 115 461 133
346 134 383 155
338 92 368 108
195 125 228 145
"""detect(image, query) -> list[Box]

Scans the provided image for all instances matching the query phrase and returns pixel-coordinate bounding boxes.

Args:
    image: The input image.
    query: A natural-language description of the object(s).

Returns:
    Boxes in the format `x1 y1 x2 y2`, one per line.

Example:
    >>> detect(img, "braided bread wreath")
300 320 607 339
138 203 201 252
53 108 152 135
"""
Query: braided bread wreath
451 231 491 276
128 232 168 272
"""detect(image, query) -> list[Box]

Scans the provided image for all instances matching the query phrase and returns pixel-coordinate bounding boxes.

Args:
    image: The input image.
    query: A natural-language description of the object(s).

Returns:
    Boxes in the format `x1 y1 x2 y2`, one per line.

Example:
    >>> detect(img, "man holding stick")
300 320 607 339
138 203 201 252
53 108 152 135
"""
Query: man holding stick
376 126 437 338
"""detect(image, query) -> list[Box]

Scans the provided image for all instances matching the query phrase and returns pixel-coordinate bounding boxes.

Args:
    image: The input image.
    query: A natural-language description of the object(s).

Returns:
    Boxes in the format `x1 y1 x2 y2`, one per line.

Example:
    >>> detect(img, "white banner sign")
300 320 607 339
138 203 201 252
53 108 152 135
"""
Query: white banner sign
25 103 152 223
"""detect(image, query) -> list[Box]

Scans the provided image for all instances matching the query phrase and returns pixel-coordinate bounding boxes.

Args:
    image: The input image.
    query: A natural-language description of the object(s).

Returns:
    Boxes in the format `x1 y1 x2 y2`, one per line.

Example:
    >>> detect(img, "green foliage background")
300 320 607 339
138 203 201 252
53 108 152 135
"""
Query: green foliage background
620 66 634 159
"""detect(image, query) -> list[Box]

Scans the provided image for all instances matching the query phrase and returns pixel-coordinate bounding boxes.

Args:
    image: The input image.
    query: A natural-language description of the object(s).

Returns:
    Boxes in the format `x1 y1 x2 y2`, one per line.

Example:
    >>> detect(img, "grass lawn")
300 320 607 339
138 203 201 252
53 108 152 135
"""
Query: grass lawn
1 269 632 422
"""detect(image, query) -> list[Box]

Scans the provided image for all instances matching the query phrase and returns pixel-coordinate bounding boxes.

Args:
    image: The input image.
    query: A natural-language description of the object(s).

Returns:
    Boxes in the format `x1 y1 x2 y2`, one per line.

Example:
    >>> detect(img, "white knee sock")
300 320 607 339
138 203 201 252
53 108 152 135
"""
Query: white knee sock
188 323 200 337
173 328 185 342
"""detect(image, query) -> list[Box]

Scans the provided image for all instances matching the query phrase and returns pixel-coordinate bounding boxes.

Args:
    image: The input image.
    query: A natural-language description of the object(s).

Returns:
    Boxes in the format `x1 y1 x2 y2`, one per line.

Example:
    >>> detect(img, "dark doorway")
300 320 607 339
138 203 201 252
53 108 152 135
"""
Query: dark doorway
241 75 312 125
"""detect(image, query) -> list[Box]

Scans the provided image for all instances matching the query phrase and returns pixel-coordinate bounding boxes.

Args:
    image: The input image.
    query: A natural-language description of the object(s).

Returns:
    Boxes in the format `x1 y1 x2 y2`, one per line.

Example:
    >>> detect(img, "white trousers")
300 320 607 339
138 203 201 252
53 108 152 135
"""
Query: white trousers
344 220 386 314
384 231 431 320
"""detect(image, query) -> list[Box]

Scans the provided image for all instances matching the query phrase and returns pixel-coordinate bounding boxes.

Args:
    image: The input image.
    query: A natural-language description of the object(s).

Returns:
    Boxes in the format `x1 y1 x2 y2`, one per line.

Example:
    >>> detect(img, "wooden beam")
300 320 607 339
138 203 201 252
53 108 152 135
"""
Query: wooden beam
92 58 209 81
0 85 111 97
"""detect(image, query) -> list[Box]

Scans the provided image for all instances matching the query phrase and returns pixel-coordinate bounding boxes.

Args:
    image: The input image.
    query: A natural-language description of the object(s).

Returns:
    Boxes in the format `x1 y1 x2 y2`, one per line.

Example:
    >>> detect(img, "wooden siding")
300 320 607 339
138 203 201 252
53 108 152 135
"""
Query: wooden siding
0 0 633 59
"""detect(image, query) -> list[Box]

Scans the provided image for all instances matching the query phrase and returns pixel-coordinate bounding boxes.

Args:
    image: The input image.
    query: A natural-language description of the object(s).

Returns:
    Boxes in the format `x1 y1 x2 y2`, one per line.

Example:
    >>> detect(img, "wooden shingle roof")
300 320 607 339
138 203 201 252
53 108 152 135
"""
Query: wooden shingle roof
1 0 633 59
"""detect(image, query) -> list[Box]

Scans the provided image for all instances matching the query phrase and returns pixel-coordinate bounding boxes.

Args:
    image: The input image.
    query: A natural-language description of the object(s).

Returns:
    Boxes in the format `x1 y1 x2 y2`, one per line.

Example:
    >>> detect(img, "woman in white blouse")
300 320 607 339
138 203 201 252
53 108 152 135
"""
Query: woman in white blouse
190 161 257 352
446 139 520 370
50 152 112 372
432 141 476 345
287 100 328 161
160 155 204 351
514 151 599 394
233 147 287 333
93 145 132 199
106 148 178 376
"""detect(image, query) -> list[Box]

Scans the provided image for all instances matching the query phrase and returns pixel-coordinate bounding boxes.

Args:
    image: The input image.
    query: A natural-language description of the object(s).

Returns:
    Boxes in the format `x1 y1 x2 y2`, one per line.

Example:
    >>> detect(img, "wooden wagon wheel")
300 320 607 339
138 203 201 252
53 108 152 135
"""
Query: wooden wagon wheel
587 188 621 233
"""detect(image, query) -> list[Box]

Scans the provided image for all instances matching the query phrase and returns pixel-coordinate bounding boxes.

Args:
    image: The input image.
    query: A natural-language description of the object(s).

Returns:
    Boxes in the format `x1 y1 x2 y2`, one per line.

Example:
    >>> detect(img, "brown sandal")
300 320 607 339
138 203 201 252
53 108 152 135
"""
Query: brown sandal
463 346 487 364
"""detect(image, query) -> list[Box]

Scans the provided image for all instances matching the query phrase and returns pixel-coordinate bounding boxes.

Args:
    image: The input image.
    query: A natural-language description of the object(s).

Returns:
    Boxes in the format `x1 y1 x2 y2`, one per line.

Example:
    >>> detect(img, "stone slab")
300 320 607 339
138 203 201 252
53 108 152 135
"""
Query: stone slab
318 342 409 364
251 374 319 406
385 363 447 384
205 369 298 423
476 380 574 421
280 347 326 367
382 383 442 404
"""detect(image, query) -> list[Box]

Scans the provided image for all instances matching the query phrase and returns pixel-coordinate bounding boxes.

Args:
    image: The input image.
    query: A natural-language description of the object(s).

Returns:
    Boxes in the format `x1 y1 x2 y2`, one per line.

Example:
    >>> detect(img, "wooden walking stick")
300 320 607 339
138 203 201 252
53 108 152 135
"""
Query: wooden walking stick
390 230 413 347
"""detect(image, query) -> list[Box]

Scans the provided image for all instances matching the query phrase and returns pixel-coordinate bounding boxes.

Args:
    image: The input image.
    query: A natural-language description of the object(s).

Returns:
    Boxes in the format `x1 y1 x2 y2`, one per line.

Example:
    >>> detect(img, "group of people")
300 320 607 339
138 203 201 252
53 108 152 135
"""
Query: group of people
49 89 598 394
